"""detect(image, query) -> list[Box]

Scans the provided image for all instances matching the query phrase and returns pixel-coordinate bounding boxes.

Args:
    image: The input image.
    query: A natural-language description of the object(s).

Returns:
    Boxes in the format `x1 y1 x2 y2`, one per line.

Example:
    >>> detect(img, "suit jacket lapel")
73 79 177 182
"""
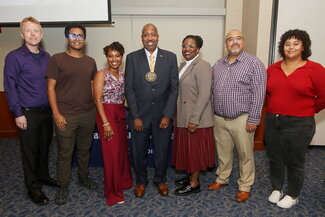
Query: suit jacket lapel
140 49 150 73
155 48 163 74
179 57 200 81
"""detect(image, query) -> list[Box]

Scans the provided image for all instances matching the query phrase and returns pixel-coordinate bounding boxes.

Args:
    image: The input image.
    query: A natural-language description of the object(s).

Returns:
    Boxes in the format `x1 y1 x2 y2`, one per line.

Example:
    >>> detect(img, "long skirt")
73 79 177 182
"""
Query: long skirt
172 126 215 173
96 103 132 206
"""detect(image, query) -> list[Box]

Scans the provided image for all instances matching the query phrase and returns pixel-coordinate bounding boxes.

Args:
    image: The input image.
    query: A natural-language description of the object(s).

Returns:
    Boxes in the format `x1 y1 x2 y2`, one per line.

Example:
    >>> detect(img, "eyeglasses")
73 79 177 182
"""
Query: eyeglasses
226 36 244 42
68 33 85 40
182 44 197 49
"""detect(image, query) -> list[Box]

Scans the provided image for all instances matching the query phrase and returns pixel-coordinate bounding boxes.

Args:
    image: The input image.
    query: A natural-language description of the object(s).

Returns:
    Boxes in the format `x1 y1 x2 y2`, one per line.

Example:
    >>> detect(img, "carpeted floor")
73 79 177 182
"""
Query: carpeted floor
0 138 324 217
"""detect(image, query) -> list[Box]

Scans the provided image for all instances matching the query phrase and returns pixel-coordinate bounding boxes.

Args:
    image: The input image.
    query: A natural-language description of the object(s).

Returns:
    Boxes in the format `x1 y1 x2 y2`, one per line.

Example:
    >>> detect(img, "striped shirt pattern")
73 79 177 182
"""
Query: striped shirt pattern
212 51 266 125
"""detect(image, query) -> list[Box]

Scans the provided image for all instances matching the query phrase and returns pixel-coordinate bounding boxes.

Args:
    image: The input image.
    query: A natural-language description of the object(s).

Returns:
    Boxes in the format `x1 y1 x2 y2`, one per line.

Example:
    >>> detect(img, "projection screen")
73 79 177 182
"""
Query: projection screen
0 0 112 26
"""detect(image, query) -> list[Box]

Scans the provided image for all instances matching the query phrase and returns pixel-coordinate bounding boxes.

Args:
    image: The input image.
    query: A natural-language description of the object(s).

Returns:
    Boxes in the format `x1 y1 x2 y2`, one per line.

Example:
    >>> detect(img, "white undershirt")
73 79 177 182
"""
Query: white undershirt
179 54 199 78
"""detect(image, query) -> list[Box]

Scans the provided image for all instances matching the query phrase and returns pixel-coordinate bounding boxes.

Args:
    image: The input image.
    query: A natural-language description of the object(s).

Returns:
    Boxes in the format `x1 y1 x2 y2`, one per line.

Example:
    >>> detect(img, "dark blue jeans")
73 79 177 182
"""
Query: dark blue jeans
265 113 315 197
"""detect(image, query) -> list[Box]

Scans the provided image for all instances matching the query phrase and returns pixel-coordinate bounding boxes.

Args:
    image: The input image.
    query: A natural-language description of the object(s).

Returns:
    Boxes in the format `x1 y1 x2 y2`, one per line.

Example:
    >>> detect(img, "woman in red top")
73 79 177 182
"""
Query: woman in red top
93 42 132 206
265 29 325 209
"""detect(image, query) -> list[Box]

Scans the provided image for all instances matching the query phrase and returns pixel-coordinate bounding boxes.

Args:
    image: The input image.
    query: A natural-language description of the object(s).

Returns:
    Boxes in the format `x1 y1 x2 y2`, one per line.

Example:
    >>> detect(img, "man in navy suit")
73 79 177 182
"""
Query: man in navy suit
125 23 179 197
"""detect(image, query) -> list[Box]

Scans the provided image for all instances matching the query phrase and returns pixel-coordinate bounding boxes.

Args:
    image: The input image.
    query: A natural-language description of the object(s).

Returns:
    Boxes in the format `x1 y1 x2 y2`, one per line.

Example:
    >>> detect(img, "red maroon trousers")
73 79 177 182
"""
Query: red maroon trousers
96 104 132 206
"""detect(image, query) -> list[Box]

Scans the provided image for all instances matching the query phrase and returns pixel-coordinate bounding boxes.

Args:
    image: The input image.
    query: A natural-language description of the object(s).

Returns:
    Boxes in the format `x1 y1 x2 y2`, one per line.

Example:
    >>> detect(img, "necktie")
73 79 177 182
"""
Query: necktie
149 54 155 72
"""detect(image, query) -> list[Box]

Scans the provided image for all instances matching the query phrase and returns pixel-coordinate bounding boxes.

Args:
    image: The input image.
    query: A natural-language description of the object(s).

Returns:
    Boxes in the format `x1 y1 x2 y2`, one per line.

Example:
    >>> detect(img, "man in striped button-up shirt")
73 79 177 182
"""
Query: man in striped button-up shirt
208 30 266 202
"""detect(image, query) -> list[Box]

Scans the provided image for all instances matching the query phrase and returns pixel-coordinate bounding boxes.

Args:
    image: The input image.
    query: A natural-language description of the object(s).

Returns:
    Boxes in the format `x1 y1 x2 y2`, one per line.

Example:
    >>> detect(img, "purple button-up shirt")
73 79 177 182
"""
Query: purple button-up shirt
3 43 51 117
212 51 266 125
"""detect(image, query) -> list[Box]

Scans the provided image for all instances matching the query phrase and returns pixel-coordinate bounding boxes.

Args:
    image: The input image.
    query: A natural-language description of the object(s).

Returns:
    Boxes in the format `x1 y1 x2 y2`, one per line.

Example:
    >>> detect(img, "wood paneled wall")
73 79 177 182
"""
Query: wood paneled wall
254 106 266 150
0 91 18 138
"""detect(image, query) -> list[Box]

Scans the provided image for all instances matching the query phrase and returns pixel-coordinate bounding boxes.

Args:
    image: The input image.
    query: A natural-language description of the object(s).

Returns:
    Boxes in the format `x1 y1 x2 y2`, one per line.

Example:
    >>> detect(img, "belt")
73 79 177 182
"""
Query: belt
214 113 235 121
23 107 51 113
215 113 247 121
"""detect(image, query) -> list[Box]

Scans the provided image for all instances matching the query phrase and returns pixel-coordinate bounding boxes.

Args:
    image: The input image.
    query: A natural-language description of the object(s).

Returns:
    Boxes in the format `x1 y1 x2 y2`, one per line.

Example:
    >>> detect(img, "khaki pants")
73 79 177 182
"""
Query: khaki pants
55 108 96 186
213 113 255 192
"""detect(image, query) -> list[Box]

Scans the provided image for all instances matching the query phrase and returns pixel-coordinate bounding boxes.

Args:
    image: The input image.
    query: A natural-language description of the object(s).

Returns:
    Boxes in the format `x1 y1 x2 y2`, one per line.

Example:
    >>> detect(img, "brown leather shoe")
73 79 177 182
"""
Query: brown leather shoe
134 184 145 198
237 191 250 202
207 182 227 191
157 183 169 196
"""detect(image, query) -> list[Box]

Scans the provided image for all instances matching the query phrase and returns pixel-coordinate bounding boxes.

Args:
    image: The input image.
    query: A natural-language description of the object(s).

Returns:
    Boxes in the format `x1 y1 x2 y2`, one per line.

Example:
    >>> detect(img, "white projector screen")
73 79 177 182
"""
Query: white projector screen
0 0 112 26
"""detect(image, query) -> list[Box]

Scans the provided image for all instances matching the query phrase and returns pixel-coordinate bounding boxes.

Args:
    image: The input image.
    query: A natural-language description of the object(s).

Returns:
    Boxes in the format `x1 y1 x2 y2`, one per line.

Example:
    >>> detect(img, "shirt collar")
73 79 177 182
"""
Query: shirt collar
144 47 158 59
224 51 246 64
185 54 200 66
20 43 45 56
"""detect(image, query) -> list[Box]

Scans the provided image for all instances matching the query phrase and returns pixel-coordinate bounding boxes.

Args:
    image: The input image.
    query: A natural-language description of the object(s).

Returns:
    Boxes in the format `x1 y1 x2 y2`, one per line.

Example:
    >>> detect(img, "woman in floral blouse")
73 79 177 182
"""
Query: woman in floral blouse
93 42 132 206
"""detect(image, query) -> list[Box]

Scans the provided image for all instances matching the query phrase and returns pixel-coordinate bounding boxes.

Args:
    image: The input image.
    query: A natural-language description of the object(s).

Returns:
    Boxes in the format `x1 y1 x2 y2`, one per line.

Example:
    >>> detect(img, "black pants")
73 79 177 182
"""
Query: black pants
265 113 315 197
18 108 53 190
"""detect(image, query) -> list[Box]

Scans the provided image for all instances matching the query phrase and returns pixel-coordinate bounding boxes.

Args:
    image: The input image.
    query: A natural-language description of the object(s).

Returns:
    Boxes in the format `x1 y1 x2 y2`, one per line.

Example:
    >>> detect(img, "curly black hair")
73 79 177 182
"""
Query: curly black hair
278 29 311 60
103 42 125 57
182 35 203 49
64 23 86 39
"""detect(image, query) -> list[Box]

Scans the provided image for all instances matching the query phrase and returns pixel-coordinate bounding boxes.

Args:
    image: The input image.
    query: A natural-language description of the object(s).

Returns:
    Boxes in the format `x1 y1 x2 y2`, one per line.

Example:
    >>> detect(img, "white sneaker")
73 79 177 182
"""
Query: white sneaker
277 195 298 208
117 200 125 204
268 190 283 203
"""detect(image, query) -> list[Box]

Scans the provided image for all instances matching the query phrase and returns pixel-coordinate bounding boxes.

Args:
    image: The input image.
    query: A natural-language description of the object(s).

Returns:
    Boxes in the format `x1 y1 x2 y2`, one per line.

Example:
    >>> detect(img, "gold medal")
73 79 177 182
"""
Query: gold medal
145 71 157 82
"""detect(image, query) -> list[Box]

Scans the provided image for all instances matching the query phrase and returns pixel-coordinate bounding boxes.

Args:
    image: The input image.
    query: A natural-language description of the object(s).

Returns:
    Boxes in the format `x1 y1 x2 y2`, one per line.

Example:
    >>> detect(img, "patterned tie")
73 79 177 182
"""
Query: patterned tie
149 54 155 72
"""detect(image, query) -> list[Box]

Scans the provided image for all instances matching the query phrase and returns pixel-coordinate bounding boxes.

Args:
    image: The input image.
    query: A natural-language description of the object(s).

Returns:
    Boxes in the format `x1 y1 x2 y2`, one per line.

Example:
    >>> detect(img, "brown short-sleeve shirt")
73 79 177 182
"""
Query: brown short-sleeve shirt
46 52 97 114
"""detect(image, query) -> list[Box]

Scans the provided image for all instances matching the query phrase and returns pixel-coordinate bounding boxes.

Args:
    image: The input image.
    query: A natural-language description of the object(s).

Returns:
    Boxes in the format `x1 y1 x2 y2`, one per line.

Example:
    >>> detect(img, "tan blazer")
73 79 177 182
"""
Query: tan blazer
176 57 214 128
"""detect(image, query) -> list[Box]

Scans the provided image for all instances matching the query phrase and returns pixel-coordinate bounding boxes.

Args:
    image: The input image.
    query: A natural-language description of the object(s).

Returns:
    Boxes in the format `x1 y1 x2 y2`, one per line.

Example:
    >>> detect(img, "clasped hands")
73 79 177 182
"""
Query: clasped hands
133 116 170 131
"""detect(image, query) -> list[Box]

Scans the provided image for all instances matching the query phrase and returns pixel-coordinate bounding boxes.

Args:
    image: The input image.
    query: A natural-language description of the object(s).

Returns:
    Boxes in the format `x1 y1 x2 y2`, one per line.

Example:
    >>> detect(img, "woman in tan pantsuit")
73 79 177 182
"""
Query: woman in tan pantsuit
172 35 215 196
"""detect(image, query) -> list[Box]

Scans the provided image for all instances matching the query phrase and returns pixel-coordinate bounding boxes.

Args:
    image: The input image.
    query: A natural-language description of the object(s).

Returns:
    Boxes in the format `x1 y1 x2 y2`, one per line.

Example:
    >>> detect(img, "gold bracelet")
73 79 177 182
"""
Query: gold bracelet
102 122 110 126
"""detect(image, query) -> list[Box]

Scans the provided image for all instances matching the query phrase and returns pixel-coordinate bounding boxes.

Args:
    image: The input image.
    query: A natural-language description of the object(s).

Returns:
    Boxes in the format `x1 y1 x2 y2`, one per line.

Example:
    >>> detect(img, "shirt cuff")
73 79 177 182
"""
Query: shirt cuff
14 109 24 118
247 116 260 125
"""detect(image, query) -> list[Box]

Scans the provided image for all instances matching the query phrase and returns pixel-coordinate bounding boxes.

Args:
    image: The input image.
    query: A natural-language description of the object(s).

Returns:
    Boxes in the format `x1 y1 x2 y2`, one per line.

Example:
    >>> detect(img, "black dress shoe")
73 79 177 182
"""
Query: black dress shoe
41 177 59 187
28 189 49 205
174 176 190 186
174 184 201 196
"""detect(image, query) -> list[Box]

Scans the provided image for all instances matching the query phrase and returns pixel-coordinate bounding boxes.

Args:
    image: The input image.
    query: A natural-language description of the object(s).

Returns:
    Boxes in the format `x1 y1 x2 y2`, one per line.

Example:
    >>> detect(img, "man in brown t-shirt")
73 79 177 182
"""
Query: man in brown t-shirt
46 23 98 205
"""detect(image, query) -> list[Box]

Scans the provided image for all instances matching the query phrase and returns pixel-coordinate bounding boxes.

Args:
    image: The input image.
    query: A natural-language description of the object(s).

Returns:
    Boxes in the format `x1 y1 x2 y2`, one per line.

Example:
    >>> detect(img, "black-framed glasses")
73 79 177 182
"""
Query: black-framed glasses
68 33 85 40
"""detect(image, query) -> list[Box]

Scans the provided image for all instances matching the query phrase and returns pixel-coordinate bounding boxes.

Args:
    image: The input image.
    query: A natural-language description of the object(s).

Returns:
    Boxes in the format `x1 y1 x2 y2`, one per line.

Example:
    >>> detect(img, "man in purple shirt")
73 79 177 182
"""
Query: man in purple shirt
3 17 57 205
208 30 266 202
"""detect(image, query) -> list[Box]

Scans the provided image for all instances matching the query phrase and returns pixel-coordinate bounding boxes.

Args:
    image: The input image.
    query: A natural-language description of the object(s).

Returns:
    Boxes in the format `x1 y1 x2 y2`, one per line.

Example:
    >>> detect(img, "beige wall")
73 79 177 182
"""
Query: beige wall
241 0 273 66
224 0 272 66
242 0 259 56
255 0 273 65
0 0 226 91
225 0 243 34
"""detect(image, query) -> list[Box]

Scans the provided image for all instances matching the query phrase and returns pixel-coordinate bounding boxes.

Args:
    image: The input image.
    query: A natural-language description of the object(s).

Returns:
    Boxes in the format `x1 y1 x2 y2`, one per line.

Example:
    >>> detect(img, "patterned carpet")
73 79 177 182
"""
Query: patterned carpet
0 138 324 217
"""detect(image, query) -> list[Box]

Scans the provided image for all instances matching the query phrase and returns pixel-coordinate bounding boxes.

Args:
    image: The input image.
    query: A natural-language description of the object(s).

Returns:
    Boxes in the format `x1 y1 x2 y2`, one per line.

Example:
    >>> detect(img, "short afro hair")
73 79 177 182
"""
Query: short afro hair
278 29 311 60
103 42 125 57
64 23 86 39
182 35 203 49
